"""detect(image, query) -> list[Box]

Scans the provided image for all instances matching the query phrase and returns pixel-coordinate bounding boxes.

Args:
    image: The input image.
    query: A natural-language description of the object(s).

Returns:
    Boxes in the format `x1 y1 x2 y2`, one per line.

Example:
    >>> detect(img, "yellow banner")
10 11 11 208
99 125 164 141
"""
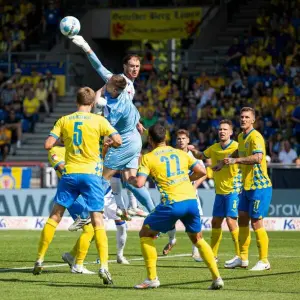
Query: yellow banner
110 7 202 40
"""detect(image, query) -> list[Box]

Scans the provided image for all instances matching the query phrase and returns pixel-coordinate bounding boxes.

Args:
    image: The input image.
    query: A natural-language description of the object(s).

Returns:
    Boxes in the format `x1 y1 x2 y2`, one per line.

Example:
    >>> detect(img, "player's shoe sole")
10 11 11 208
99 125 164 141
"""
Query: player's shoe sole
99 269 114 285
68 216 91 231
33 262 43 275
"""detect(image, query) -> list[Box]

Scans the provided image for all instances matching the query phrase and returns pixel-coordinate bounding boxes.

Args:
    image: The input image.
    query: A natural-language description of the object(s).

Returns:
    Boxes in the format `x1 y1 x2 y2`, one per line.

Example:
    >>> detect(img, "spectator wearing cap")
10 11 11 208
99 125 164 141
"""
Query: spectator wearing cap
23 88 39 133
279 140 298 164
5 110 22 153
0 120 11 161
43 70 58 111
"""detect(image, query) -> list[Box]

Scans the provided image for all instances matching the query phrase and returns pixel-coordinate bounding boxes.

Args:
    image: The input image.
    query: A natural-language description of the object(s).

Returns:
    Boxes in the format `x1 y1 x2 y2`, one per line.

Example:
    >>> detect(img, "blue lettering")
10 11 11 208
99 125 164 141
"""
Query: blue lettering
35 218 45 228
284 219 295 230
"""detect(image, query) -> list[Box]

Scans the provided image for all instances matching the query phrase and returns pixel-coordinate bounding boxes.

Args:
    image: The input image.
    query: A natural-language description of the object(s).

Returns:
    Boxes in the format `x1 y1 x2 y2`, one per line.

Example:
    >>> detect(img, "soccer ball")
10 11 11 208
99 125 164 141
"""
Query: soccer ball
60 16 80 37
93 96 107 115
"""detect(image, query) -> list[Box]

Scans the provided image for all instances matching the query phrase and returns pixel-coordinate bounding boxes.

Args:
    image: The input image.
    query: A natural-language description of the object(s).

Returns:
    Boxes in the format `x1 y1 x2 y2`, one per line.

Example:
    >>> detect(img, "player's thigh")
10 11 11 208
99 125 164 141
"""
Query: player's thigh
179 199 202 233
143 203 177 233
213 194 226 218
238 189 249 213
224 192 239 218
248 187 273 219
79 174 104 212
54 174 79 208
68 195 89 220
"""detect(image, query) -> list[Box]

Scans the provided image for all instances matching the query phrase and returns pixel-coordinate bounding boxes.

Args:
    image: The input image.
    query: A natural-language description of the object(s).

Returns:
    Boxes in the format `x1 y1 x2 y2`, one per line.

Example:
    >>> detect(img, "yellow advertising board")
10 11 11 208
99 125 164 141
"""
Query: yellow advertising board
110 7 202 40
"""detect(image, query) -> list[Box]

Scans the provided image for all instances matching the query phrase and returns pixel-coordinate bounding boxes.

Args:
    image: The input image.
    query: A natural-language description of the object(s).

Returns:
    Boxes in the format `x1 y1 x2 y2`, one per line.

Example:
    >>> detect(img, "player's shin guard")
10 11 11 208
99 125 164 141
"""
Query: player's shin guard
127 190 138 209
140 237 157 280
254 228 269 263
116 221 127 258
210 228 222 258
110 176 126 210
94 226 109 270
125 183 155 212
37 218 58 261
195 238 220 280
231 228 240 257
239 226 251 261
75 224 94 265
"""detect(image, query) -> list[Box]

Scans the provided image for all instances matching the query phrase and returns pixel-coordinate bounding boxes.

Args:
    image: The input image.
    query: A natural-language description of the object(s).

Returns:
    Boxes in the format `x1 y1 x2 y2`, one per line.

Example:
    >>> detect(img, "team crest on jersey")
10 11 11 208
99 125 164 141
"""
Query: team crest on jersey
245 142 249 148
0 174 15 189
51 154 58 161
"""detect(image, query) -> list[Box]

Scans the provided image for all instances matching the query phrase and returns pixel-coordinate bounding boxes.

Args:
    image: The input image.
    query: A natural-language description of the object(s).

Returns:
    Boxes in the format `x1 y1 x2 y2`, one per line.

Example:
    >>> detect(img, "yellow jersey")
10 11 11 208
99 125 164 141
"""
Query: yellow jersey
48 146 66 178
238 129 272 190
138 146 198 204
203 141 242 195
50 112 117 175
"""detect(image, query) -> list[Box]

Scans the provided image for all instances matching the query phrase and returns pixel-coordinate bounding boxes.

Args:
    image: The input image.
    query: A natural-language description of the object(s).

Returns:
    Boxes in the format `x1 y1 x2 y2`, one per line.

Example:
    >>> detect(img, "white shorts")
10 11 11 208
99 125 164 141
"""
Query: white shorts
103 188 119 221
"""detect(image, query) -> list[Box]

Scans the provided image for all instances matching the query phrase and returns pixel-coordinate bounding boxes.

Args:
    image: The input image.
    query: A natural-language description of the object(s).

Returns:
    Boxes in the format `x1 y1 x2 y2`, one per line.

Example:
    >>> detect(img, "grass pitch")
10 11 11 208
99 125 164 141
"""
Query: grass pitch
0 230 299 300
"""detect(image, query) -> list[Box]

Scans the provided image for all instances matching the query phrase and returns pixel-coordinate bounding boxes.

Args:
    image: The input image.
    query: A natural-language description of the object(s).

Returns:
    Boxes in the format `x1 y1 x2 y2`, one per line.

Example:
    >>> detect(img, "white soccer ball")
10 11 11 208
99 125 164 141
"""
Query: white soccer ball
60 16 80 37
93 96 107 115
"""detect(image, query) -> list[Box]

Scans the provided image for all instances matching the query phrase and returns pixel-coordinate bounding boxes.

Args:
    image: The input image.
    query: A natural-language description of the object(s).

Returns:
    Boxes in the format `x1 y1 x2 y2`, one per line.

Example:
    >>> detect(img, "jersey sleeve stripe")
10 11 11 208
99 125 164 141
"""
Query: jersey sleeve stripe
190 161 200 170
252 150 263 154
137 172 149 178
109 132 119 137
49 132 59 139
202 152 209 159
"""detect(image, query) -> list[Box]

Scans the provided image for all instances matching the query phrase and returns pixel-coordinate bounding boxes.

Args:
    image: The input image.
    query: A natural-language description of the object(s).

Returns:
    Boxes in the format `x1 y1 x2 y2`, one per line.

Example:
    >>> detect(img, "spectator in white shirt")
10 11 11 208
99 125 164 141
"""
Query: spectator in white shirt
197 80 216 108
278 140 298 164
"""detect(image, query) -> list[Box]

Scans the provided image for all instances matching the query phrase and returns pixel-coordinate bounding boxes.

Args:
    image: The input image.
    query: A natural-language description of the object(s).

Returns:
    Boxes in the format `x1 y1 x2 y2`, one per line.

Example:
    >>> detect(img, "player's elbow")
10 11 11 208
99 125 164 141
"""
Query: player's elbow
256 153 263 164
44 139 53 150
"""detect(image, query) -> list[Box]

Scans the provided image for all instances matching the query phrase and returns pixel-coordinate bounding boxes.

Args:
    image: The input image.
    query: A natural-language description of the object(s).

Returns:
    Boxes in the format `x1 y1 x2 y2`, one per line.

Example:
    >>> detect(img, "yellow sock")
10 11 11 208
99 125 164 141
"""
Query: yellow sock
140 237 157 280
196 238 220 280
230 228 240 257
210 228 222 258
239 226 251 261
255 228 269 263
94 226 108 269
76 224 94 265
37 218 58 261
69 240 79 258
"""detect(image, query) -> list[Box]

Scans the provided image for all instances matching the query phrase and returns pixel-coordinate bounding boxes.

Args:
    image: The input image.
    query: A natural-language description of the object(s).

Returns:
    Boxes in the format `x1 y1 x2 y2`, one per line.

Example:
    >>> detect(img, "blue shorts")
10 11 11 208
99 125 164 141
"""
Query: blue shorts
67 196 89 220
238 187 272 219
104 129 142 170
54 174 104 212
144 199 202 233
213 192 239 218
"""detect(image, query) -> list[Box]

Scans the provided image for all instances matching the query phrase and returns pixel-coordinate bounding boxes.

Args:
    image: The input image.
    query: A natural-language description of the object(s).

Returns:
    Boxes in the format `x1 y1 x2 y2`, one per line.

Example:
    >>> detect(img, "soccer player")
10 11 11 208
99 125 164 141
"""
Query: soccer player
128 123 224 290
33 86 122 285
189 120 242 264
223 107 272 271
70 35 154 217
162 129 207 262
48 145 129 269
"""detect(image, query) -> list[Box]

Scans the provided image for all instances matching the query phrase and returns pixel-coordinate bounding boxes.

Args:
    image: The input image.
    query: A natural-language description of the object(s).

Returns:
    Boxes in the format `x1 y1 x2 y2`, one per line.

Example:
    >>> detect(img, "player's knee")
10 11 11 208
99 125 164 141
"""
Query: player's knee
250 218 263 230
226 217 237 229
187 232 202 244
238 211 250 227
212 217 223 228
139 225 154 238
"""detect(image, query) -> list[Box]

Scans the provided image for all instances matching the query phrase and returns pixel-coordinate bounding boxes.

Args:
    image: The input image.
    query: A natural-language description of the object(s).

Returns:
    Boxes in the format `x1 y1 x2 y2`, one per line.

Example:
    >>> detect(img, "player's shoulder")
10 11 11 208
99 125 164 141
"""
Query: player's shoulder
250 129 264 141
237 132 243 141
231 140 239 149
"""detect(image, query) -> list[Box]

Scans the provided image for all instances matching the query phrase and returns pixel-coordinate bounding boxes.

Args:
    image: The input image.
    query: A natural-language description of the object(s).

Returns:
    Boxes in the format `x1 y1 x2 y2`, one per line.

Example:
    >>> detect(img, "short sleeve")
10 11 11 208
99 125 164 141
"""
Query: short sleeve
251 134 264 154
203 146 212 159
99 116 118 137
188 153 199 170
50 118 63 140
48 147 64 169
137 155 150 178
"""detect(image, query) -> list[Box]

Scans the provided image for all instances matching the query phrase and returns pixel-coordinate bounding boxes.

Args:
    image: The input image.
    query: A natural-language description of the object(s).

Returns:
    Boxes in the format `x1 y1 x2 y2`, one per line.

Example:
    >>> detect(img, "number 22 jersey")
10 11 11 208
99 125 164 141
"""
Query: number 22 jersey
137 146 199 204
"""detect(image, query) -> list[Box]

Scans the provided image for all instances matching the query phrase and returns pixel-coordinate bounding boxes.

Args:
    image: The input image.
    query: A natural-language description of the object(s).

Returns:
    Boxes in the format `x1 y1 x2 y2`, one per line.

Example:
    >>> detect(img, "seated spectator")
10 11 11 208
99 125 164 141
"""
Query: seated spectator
0 120 11 161
261 66 276 88
1 80 17 106
23 88 39 133
198 80 216 108
141 109 157 129
157 79 170 101
221 101 236 118
209 73 225 95
279 140 298 164
195 71 210 86
226 37 244 67
256 49 272 71
5 110 22 153
254 8 270 35
35 80 50 115
273 76 288 98
43 70 58 111
261 87 278 110
240 47 256 74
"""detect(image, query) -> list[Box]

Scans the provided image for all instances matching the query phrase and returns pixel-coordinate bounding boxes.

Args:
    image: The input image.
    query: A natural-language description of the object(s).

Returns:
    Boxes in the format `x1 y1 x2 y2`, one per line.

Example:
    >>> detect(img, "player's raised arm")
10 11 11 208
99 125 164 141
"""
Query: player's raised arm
189 161 207 182
70 35 113 82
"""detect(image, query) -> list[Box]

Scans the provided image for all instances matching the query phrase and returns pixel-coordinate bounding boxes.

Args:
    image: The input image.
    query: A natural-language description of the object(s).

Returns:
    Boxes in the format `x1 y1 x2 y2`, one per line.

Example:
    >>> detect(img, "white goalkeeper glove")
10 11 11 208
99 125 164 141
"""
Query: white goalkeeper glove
69 35 91 53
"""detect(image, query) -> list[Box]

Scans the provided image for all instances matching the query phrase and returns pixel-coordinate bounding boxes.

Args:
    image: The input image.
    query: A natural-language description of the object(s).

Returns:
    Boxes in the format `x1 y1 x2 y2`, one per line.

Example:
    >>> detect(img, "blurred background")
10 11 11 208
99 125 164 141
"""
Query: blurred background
0 0 299 225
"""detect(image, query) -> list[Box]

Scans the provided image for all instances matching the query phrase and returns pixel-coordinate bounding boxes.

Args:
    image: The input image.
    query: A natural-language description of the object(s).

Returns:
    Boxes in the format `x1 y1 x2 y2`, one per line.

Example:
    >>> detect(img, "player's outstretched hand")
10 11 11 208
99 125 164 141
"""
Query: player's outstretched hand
69 35 91 53
187 145 195 151
223 157 236 165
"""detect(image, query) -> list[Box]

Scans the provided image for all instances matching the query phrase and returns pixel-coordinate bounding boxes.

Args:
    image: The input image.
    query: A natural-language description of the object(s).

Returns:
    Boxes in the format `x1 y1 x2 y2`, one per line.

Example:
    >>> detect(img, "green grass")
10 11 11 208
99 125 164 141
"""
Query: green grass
0 230 300 300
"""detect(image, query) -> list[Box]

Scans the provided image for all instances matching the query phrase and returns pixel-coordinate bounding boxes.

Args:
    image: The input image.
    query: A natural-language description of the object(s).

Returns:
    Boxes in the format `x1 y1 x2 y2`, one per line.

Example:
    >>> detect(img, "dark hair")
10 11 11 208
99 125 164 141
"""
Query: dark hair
176 129 189 138
219 119 233 127
76 87 95 106
148 123 166 143
110 74 127 91
122 54 140 65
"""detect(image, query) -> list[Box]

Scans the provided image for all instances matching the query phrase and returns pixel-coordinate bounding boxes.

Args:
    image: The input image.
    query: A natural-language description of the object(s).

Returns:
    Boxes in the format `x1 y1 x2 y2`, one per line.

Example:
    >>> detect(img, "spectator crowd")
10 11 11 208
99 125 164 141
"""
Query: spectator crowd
135 0 300 166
